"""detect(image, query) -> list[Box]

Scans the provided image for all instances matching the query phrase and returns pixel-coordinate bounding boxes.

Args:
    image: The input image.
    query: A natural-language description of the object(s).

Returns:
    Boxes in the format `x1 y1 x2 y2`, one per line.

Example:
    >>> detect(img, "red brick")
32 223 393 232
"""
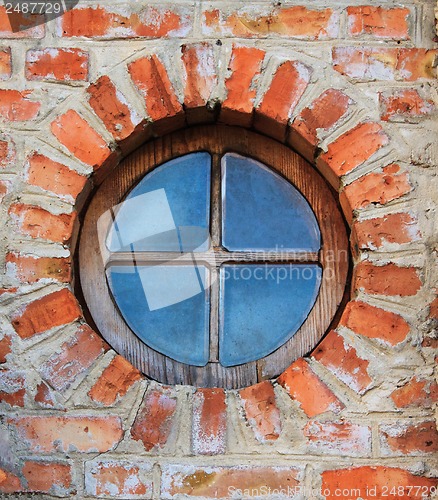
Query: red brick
131 388 177 451
340 164 412 221
0 468 22 494
161 465 300 498
192 388 226 455
11 288 82 339
0 48 11 80
129 55 184 133
0 370 25 407
9 203 76 243
34 381 57 408
26 48 88 81
51 110 112 169
0 138 14 168
87 75 145 148
322 466 437 500
239 381 281 442
380 421 438 456
88 355 141 406
0 180 7 202
255 60 312 141
181 43 217 109
86 461 153 498
391 377 438 409
9 415 123 453
304 421 371 456
340 301 410 345
278 358 344 417
380 89 435 122
429 294 438 319
353 262 421 297
6 253 71 284
39 325 106 392
333 47 398 80
0 89 40 121
0 6 44 38
27 153 87 201
312 331 372 394
290 89 352 160
347 6 410 40
333 47 438 81
0 335 11 363
59 5 190 38
202 6 338 40
23 461 72 494
397 49 438 81
220 46 265 127
317 122 389 188
353 213 420 250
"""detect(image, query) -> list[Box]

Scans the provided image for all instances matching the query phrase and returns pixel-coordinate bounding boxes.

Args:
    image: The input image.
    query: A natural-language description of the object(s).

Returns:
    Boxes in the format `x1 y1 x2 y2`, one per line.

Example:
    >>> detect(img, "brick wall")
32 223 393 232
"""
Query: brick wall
0 2 437 498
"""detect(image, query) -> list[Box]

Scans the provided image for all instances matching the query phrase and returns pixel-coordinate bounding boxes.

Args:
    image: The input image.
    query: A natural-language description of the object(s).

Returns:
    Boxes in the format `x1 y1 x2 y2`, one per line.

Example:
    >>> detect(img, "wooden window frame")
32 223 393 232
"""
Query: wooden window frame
79 125 349 389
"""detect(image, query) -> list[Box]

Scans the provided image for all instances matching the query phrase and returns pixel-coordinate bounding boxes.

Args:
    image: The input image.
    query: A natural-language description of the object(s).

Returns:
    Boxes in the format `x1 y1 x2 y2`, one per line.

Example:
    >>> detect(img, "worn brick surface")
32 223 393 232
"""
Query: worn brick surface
27 153 87 201
9 416 123 453
0 89 40 121
353 262 421 297
322 467 437 499
278 359 344 417
0 48 11 80
255 60 311 141
39 325 106 392
239 381 281 442
347 6 410 40
220 46 265 127
26 48 88 81
51 110 113 169
161 465 300 498
59 5 191 38
340 301 410 345
317 122 389 188
353 213 420 249
6 253 71 284
312 330 372 394
11 289 82 339
9 204 76 243
88 355 142 406
202 6 338 39
131 389 177 451
85 461 153 498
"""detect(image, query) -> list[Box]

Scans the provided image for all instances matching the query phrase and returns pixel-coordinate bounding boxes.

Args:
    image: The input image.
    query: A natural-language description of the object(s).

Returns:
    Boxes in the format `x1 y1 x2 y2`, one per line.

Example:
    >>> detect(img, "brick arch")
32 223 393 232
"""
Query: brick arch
5 43 424 468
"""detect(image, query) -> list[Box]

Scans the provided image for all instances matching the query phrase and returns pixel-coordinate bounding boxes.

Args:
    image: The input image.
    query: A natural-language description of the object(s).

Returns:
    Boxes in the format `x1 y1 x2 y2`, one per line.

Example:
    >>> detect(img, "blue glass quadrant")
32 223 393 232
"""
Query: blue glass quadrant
107 152 211 252
222 153 320 252
219 264 321 366
107 265 210 366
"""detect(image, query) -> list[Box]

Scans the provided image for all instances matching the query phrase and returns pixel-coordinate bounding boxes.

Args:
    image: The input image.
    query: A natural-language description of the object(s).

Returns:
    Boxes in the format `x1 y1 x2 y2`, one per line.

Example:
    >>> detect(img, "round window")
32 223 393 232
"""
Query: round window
79 126 348 389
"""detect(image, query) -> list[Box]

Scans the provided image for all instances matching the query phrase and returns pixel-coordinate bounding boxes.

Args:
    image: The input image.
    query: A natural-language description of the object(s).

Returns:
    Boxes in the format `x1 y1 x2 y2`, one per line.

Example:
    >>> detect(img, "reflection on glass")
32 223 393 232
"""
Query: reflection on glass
107 152 211 252
108 265 210 366
222 153 320 252
219 264 321 366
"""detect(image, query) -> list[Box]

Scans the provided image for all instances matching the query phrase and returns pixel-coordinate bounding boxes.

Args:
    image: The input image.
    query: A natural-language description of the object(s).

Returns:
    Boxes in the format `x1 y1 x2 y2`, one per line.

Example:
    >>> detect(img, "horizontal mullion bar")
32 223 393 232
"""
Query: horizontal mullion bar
106 249 319 267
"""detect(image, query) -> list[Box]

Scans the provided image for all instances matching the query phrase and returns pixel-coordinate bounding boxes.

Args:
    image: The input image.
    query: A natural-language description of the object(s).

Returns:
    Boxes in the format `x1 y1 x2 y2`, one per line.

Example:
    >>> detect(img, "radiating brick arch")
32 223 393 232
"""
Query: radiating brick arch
5 43 425 470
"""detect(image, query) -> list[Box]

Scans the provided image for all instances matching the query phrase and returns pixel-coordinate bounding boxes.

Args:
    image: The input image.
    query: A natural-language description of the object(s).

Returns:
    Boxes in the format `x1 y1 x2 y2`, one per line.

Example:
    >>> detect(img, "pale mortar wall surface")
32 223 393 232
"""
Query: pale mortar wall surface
0 1 437 499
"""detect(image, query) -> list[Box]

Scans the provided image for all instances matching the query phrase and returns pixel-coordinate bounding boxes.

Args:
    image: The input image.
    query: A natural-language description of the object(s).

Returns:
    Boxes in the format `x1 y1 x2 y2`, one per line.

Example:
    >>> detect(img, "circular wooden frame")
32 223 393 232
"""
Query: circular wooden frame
79 125 348 389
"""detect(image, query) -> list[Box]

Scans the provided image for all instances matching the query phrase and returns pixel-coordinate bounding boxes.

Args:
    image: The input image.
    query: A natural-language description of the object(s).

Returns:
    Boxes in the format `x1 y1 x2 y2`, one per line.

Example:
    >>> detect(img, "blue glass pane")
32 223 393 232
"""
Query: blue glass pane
222 153 320 252
107 152 211 252
219 264 321 366
108 264 210 366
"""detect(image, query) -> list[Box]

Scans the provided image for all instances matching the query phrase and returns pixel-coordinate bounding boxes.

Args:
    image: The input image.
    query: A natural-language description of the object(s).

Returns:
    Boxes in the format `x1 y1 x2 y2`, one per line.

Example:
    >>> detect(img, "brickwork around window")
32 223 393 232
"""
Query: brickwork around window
0 2 437 498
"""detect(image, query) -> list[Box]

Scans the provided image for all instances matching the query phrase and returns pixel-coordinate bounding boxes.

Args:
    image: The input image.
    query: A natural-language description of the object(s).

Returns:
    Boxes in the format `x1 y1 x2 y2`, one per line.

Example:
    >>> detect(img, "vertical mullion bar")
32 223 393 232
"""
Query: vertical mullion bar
209 153 222 362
